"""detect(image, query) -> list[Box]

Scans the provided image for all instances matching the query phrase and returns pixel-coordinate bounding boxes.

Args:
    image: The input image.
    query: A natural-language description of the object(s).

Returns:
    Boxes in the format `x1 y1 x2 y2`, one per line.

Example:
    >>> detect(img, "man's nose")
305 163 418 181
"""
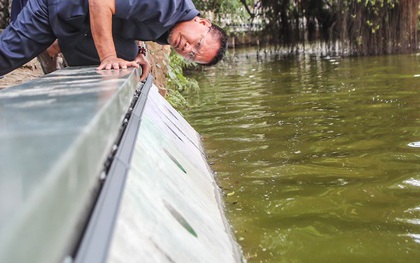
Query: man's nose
183 42 193 53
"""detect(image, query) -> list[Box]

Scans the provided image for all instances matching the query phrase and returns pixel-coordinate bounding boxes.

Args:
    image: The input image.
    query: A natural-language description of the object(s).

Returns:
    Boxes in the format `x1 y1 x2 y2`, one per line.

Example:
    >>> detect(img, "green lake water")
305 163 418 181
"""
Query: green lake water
181 48 420 263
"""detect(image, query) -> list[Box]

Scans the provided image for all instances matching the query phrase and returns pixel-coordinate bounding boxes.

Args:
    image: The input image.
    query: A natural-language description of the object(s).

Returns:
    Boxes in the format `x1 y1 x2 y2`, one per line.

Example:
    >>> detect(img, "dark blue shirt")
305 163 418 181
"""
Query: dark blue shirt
49 0 199 48
1 0 199 75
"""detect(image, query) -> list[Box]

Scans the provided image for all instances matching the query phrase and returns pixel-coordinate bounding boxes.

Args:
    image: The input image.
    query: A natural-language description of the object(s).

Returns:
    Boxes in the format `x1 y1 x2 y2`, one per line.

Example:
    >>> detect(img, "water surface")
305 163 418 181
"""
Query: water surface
181 49 420 263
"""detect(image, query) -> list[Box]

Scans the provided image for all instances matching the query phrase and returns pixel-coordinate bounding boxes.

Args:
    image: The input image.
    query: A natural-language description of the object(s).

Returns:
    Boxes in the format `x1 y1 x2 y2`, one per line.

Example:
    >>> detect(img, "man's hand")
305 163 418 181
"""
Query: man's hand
89 0 150 76
97 55 139 70
134 54 151 81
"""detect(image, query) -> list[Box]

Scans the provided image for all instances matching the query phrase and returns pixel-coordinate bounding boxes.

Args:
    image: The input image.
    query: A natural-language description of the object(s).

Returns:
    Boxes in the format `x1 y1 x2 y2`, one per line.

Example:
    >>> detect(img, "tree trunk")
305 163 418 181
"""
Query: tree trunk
258 0 420 56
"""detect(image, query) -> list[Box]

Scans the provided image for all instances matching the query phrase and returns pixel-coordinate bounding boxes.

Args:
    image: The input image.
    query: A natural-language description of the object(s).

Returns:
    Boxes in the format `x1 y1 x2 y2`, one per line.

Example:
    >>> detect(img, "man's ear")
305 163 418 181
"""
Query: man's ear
193 16 212 27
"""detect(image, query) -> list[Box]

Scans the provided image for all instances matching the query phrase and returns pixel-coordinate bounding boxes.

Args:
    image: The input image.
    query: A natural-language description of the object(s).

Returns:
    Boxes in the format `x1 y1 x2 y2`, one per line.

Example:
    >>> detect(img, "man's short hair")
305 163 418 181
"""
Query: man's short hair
201 23 228 66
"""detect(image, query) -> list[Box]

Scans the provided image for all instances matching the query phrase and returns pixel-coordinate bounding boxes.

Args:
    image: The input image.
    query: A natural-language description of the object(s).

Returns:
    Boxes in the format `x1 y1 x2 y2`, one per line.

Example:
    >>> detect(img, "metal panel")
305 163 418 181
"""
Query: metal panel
0 67 140 263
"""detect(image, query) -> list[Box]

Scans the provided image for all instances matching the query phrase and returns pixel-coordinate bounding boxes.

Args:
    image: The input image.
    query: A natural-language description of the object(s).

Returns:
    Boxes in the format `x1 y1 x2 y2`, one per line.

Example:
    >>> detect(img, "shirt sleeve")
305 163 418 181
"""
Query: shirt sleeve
114 0 198 22
115 0 174 21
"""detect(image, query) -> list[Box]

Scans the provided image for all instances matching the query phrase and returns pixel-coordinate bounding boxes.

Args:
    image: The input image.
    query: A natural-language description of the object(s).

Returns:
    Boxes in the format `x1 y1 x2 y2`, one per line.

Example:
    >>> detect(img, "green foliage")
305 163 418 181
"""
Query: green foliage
192 0 255 23
165 52 199 109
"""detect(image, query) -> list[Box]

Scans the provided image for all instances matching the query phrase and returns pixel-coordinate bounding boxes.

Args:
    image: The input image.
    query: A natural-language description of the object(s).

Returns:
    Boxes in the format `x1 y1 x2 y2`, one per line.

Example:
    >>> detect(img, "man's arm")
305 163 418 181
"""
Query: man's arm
88 0 139 70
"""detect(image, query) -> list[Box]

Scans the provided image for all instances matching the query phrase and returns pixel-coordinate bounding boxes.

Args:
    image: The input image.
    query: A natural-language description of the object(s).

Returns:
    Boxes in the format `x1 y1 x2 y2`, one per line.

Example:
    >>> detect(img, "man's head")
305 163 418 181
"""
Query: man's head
168 17 228 66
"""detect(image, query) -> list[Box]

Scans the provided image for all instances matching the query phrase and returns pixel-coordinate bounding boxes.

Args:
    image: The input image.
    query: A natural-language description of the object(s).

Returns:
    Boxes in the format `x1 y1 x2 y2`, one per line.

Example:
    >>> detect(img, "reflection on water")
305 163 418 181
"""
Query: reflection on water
181 48 420 263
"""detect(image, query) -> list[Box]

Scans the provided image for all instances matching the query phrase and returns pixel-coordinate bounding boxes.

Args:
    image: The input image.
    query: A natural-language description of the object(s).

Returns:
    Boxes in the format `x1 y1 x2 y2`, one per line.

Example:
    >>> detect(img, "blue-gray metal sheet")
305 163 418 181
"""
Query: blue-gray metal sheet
0 67 140 263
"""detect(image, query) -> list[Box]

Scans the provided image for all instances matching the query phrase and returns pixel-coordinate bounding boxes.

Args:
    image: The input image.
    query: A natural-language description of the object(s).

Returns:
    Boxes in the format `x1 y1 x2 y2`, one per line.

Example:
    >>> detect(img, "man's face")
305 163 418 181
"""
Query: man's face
168 17 220 64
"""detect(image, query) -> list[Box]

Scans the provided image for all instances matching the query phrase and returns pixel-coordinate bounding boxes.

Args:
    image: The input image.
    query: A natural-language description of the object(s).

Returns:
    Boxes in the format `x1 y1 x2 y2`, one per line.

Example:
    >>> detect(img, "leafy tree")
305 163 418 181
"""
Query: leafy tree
193 0 257 25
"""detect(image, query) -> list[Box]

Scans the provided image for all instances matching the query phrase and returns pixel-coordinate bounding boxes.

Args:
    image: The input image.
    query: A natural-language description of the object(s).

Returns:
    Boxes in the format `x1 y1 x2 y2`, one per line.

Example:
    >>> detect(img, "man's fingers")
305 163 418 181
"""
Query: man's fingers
134 56 151 81
97 59 140 71
127 61 140 68
140 64 150 81
96 63 106 70
140 71 146 81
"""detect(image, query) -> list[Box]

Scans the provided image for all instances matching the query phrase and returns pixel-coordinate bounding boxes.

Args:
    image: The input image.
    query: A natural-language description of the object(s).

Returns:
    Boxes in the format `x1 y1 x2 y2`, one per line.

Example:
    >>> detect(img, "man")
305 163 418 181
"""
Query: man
0 0 228 80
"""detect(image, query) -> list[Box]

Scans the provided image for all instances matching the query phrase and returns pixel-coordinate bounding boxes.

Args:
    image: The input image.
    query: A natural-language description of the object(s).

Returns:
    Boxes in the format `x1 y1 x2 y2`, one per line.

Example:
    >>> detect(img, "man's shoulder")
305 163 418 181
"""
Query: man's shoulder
50 0 88 18
114 0 198 22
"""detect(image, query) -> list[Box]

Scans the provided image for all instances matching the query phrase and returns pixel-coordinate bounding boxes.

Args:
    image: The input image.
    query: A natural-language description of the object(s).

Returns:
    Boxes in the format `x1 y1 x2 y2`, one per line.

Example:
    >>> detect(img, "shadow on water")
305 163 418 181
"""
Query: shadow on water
181 47 420 263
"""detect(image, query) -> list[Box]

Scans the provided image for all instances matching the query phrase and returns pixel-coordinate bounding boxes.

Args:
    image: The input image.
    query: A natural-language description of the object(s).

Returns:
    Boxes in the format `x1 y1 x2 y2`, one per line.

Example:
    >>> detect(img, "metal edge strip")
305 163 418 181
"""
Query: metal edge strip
74 74 154 263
